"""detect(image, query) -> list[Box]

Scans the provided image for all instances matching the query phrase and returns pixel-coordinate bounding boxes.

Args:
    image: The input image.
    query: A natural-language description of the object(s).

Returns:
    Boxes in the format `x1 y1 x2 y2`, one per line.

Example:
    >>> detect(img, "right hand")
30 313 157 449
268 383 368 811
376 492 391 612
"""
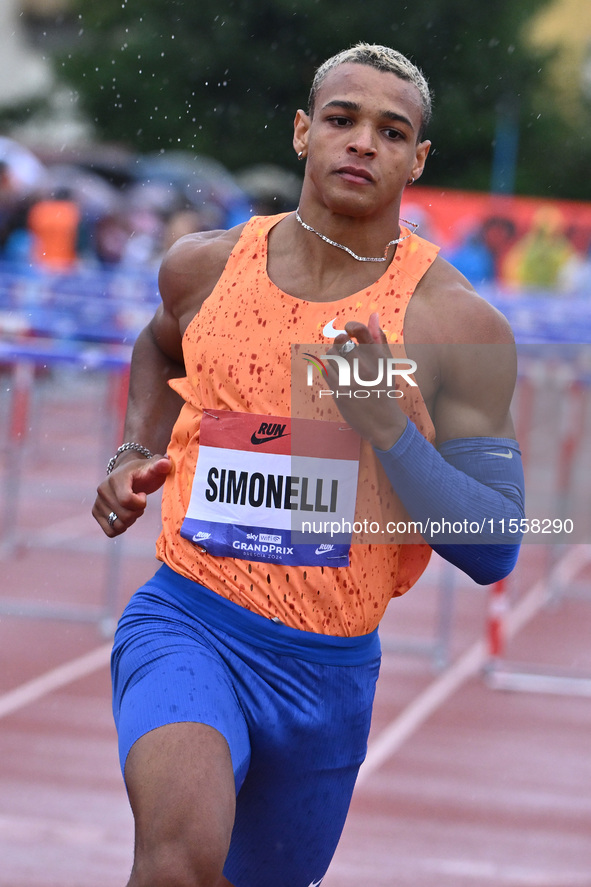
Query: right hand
327 313 408 451
92 454 172 537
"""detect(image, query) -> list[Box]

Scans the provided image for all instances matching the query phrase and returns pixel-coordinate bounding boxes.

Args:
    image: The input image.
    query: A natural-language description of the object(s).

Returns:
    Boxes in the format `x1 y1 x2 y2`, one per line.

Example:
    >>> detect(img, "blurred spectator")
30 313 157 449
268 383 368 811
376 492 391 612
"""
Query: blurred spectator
120 207 164 267
480 216 517 281
235 164 301 216
557 243 591 294
0 159 27 259
27 187 81 271
2 198 34 264
501 206 575 289
92 212 133 267
445 225 495 286
0 159 17 218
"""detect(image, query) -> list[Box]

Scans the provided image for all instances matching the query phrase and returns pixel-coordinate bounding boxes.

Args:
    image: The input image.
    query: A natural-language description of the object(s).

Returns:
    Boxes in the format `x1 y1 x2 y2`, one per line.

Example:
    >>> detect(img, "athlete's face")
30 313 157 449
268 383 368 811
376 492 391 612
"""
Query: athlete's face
294 63 430 218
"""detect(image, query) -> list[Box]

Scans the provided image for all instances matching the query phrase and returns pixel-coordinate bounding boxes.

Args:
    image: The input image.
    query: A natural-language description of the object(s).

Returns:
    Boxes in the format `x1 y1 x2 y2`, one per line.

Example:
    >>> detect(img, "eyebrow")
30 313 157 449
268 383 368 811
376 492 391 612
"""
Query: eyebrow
321 99 415 131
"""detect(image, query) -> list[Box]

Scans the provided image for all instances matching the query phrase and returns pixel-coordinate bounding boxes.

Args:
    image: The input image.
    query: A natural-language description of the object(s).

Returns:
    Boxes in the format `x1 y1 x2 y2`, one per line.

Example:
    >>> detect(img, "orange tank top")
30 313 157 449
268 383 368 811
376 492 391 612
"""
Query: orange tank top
156 214 440 636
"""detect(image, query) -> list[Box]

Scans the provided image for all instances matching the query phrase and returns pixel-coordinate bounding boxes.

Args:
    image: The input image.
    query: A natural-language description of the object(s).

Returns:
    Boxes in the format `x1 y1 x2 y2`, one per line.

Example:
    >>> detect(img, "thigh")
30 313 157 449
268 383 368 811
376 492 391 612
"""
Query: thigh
111 587 251 786
125 721 236 886
224 656 381 887
225 754 359 887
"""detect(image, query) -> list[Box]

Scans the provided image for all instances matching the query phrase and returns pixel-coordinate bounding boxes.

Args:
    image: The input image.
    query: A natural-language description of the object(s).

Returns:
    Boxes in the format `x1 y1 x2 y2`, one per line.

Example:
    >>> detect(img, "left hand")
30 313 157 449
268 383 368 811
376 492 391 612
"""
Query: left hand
326 312 409 450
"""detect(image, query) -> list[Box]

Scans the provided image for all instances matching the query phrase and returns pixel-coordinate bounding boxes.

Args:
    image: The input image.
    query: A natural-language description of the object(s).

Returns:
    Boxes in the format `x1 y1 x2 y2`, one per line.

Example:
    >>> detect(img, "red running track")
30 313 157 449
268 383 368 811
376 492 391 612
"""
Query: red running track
1 369 591 887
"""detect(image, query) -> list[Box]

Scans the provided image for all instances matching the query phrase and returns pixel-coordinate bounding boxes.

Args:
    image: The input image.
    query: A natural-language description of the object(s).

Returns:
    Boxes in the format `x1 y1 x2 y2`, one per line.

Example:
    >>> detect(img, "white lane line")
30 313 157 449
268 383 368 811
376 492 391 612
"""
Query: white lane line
358 545 591 785
329 853 591 886
34 514 97 544
0 643 112 720
0 812 108 845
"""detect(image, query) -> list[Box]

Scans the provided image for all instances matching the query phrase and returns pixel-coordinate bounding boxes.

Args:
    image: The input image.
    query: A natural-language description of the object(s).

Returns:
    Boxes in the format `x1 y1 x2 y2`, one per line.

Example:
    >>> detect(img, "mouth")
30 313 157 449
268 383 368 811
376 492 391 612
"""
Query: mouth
335 165 374 184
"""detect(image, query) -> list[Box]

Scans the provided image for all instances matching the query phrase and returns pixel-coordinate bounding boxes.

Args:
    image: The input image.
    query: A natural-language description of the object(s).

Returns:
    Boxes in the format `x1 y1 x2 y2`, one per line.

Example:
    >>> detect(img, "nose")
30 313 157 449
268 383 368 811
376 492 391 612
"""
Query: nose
346 124 377 158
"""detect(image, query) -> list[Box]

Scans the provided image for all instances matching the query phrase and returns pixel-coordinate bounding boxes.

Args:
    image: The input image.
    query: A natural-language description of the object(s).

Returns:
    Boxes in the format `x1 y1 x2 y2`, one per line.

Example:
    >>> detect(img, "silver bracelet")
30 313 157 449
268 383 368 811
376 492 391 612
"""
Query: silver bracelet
107 442 154 475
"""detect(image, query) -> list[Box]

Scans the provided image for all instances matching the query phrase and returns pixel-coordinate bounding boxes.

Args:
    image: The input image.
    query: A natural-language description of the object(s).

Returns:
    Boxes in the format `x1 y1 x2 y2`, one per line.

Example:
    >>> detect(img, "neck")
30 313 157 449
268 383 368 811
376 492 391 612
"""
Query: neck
294 203 416 264
267 212 401 303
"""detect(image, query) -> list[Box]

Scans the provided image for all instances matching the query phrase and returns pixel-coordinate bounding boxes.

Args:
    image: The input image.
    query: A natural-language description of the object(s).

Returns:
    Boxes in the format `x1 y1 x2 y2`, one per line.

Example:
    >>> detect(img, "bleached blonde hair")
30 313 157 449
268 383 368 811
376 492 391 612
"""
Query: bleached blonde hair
308 43 432 139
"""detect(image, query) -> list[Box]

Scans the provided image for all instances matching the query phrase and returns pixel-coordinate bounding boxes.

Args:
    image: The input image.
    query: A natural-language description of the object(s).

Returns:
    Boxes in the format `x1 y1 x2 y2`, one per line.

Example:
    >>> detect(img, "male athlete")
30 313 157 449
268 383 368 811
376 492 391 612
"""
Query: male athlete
93 44 524 887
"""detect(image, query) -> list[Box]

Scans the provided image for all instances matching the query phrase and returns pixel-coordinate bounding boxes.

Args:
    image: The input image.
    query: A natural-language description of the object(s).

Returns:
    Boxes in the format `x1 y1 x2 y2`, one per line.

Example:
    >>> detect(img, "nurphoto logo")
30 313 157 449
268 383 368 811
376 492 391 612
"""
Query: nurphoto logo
303 352 417 399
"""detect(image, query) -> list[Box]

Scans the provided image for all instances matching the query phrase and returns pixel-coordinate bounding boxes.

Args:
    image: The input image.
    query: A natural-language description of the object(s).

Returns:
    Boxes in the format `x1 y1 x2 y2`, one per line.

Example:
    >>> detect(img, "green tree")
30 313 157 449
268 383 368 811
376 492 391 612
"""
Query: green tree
57 0 587 198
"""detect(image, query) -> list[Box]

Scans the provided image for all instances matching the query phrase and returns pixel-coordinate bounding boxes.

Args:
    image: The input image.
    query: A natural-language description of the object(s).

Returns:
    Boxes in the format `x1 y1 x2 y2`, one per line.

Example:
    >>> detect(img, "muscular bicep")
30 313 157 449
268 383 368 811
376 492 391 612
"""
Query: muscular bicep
154 224 244 352
147 303 186 369
432 334 518 446
405 259 519 446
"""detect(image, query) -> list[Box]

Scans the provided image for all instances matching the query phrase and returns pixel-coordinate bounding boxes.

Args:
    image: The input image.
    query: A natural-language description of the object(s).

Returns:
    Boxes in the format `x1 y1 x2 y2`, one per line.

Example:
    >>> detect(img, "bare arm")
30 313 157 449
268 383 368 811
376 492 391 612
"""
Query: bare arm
121 309 186 454
326 265 517 448
325 268 523 584
91 306 186 537
92 227 242 537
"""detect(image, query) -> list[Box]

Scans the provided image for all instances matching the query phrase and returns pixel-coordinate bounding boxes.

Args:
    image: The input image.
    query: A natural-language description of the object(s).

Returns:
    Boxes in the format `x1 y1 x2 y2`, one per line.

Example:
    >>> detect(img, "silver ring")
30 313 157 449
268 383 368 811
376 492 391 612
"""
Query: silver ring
339 339 356 356
108 511 118 528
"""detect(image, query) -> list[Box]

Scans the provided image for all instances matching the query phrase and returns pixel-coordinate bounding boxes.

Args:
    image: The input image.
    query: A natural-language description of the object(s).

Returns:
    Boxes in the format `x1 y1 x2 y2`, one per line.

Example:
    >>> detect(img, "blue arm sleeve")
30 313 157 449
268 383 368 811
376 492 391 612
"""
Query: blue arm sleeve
374 419 525 585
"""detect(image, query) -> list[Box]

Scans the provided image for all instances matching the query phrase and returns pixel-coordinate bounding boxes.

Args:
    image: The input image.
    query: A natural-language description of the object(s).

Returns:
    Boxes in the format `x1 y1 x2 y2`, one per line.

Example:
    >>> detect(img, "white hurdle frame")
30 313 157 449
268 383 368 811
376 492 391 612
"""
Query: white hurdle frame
484 347 591 696
0 340 133 636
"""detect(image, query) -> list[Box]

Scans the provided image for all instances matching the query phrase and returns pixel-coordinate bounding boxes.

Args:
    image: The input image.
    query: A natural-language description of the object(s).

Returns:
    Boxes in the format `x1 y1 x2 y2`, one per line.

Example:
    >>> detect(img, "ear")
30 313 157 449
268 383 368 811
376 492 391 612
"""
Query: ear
411 139 431 183
293 109 311 159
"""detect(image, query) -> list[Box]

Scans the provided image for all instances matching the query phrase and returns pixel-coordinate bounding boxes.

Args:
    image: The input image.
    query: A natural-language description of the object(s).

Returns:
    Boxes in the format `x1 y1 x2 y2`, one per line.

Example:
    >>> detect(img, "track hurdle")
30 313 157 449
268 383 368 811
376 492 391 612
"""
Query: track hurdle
380 558 457 671
484 349 591 695
0 339 134 635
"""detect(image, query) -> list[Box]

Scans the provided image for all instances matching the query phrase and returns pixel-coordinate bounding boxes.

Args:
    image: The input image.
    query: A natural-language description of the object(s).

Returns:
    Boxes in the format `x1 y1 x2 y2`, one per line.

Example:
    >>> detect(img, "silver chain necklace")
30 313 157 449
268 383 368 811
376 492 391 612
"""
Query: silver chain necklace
295 208 419 263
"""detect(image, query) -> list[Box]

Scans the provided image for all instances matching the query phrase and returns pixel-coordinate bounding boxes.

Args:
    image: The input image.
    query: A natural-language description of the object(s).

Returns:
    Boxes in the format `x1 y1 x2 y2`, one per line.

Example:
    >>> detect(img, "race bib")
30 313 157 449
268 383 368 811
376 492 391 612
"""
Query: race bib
180 410 360 566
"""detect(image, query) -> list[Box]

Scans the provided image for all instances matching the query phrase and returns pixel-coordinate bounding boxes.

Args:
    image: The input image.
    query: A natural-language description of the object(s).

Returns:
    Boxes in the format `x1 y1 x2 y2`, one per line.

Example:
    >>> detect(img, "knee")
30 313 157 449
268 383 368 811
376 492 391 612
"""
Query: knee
128 840 226 887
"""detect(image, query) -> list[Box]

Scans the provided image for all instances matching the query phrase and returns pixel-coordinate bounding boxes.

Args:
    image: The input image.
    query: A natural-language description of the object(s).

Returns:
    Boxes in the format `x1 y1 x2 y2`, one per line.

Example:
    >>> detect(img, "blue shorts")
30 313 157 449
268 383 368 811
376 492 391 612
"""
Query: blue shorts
111 563 381 887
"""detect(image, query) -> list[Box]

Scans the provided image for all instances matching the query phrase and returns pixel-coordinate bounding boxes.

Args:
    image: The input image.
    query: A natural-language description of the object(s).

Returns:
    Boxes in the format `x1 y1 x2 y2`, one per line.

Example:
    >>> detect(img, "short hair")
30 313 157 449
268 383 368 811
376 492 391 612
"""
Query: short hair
308 43 432 139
